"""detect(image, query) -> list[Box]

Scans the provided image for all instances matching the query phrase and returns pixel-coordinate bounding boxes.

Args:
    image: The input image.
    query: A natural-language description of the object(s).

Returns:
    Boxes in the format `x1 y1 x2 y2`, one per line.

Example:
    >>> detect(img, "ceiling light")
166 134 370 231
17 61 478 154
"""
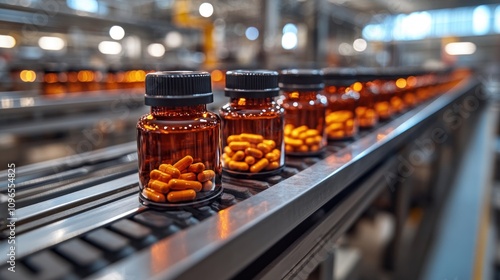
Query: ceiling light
38 36 65 51
353 38 367 52
0 35 15 48
109 25 125 40
444 42 476 55
98 41 122 55
199 3 214 18
147 43 165 57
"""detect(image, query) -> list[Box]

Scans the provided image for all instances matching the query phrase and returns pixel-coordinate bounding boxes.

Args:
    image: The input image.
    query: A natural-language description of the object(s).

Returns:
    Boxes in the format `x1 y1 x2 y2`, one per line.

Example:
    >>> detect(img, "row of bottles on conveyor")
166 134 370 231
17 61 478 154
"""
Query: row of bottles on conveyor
135 67 471 209
7 67 153 95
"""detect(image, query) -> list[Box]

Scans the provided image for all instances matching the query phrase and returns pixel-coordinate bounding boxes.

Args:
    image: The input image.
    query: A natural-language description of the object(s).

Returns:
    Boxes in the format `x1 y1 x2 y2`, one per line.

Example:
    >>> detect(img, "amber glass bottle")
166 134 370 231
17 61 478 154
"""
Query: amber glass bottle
137 71 222 208
323 68 359 141
219 70 285 177
374 72 395 120
43 68 67 96
279 69 327 155
354 71 379 129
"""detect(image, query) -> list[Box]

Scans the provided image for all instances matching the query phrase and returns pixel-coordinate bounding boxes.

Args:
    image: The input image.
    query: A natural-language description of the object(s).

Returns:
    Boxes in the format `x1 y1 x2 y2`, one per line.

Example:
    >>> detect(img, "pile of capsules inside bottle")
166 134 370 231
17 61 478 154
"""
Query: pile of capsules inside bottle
137 68 463 208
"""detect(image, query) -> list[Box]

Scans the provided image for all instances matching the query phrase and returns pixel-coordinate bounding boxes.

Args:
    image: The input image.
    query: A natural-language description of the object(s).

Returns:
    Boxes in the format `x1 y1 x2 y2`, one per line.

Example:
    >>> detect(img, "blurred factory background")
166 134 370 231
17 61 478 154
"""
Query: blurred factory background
1 0 500 167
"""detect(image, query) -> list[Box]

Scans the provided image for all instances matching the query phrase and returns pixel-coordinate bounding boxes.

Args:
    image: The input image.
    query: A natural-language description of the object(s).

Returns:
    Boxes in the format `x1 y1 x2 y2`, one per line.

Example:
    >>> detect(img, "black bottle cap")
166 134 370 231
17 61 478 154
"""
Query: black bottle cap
279 69 324 91
322 67 357 86
145 71 213 106
224 70 280 98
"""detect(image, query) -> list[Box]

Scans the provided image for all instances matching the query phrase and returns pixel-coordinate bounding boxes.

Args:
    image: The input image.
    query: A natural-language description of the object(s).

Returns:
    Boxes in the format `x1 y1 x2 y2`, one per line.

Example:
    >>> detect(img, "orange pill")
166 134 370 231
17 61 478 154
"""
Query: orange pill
257 143 272 154
223 146 234 157
227 135 241 143
284 124 294 136
202 180 214 192
168 179 202 192
250 158 269 173
298 145 309 152
285 145 294 153
262 139 276 149
240 133 264 144
285 137 303 147
328 130 345 138
305 136 321 146
229 141 250 151
179 172 197 181
197 170 215 182
159 164 180 178
173 155 194 171
245 156 256 165
265 152 279 162
232 150 246 161
245 147 263 158
149 169 172 183
265 161 280 170
228 161 249 171
291 125 308 138
271 149 281 157
310 145 320 152
167 189 196 203
188 162 205 173
142 188 166 203
147 180 170 193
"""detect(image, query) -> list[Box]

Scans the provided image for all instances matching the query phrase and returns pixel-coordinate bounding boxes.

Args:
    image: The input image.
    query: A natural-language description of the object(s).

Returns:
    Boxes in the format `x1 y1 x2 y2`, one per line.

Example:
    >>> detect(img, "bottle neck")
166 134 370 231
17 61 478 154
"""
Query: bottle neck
230 97 274 107
151 104 207 117
283 90 321 100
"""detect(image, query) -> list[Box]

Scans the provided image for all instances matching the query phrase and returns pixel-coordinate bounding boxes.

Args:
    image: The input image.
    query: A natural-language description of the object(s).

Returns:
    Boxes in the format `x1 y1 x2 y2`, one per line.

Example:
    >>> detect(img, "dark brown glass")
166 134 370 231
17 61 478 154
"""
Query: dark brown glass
137 105 222 203
281 90 327 155
376 79 395 120
324 85 359 140
220 97 285 175
354 81 378 129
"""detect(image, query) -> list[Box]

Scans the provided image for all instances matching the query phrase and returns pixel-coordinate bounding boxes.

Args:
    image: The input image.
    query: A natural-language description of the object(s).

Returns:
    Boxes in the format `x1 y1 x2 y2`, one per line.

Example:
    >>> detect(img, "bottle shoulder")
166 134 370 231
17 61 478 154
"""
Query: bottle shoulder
137 111 220 132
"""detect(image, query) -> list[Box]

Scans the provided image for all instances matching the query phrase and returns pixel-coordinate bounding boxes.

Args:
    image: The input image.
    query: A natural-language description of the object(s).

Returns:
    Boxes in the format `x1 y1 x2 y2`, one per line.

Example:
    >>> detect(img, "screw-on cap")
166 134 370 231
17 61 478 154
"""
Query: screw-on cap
225 70 280 98
145 71 213 106
322 67 357 86
279 69 324 91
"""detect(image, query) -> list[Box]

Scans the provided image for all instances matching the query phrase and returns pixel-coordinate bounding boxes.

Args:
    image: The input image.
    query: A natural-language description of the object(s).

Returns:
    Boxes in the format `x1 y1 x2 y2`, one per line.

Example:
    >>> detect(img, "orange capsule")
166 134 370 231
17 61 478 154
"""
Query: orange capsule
202 180 214 192
179 172 197 181
285 145 294 153
271 149 281 157
291 126 308 138
148 180 170 193
245 155 256 165
142 188 166 203
298 145 309 152
149 169 172 183
245 147 263 158
223 146 234 157
188 162 205 173
262 139 276 150
229 141 251 151
167 189 197 203
257 143 272 154
250 158 269 173
168 179 202 192
284 124 294 136
197 170 215 182
305 136 320 146
228 161 249 171
232 150 246 161
159 164 180 178
173 155 194 171
240 133 264 144
265 152 279 162
285 137 303 147
227 135 241 143
265 161 280 170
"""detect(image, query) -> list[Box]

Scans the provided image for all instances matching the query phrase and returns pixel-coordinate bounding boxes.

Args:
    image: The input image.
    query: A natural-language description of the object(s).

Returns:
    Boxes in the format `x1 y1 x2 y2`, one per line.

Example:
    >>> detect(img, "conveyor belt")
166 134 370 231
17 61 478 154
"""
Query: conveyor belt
0 77 482 280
